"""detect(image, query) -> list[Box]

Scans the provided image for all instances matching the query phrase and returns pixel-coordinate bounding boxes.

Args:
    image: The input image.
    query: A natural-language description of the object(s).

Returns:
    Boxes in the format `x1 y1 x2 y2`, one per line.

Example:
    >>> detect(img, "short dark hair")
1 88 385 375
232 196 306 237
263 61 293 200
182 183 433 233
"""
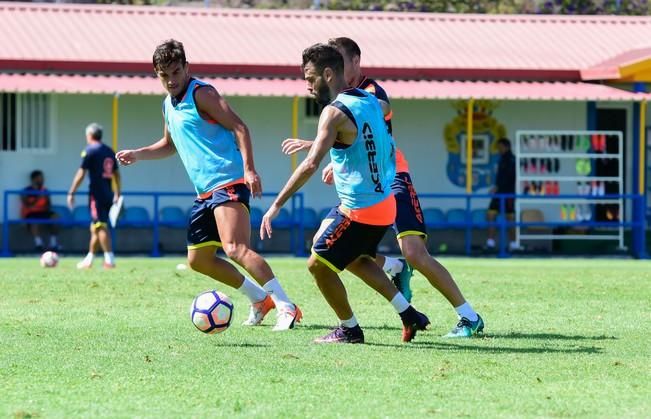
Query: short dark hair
327 37 361 59
497 138 511 149
30 170 43 180
153 39 187 71
301 43 344 76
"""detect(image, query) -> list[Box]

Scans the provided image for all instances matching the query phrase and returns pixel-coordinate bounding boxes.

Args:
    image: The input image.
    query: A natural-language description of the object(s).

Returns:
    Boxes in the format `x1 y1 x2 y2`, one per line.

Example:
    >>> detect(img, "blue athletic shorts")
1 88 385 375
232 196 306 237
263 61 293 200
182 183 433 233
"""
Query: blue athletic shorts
89 195 111 227
391 172 427 239
187 183 250 249
312 207 390 273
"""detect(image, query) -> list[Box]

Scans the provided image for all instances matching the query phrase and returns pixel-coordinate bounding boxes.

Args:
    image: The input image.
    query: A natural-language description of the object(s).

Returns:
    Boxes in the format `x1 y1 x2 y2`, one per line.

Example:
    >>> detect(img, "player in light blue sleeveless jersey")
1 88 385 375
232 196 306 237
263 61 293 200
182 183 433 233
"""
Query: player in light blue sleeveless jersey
260 44 430 344
116 40 301 331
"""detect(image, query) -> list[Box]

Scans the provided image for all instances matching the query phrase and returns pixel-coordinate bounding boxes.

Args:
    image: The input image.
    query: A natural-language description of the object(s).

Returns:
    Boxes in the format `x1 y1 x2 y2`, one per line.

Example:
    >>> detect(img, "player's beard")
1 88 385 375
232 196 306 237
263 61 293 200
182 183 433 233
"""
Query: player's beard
314 83 332 106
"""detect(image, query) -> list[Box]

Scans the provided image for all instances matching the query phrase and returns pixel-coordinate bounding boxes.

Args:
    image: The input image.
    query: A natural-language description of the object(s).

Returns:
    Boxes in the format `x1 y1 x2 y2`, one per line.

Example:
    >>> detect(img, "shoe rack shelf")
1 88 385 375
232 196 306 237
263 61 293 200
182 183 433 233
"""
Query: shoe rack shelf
514 130 624 249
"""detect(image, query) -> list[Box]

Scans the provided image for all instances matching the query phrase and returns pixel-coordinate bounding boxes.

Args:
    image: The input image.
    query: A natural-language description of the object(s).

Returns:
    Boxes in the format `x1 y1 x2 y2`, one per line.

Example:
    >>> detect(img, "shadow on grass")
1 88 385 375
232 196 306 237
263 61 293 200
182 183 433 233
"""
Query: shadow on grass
208 342 269 348
487 332 617 341
299 324 401 331
363 341 603 354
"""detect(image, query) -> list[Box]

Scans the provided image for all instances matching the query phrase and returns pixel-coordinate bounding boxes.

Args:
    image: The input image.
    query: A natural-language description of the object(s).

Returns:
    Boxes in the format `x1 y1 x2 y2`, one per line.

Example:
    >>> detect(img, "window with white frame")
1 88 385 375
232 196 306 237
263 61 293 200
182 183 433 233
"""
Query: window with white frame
0 93 53 152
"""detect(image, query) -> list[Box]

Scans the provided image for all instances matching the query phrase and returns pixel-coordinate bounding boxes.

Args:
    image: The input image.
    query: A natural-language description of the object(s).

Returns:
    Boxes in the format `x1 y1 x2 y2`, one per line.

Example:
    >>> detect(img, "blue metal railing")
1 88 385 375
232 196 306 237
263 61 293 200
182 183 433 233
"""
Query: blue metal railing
2 190 646 258
417 193 646 258
1 190 305 257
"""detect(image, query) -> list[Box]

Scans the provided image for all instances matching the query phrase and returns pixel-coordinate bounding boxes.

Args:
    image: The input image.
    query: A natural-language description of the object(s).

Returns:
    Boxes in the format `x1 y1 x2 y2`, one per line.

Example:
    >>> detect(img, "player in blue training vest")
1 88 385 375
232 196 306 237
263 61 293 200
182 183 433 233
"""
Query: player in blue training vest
116 39 301 331
67 123 121 269
260 43 430 344
282 37 484 338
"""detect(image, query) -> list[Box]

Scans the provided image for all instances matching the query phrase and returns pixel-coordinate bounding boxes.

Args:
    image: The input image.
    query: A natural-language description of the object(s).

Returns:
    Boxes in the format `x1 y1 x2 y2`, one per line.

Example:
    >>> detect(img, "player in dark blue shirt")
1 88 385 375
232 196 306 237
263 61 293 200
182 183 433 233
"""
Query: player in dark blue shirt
486 138 517 251
67 123 121 269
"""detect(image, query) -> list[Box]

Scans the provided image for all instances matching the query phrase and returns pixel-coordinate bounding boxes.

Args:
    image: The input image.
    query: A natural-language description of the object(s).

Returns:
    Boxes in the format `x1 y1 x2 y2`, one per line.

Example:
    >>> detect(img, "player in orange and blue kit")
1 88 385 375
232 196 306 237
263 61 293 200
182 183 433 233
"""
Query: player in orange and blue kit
283 37 484 338
116 39 301 331
261 43 430 344
67 123 121 269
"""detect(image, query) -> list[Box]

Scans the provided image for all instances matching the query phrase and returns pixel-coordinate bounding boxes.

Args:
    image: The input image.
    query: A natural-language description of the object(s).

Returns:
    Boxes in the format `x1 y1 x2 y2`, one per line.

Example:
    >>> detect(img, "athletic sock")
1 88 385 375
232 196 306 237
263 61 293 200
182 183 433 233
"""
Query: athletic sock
390 293 410 313
262 277 293 310
49 236 58 248
34 236 43 247
341 315 358 328
382 257 404 276
486 238 496 248
455 302 479 322
238 276 268 304
82 252 94 265
104 252 115 265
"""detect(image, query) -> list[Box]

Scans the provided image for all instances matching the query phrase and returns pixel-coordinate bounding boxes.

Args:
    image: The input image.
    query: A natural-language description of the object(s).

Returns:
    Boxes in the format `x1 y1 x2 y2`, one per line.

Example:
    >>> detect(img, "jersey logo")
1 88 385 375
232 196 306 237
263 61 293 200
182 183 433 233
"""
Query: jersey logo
102 157 115 179
363 122 384 194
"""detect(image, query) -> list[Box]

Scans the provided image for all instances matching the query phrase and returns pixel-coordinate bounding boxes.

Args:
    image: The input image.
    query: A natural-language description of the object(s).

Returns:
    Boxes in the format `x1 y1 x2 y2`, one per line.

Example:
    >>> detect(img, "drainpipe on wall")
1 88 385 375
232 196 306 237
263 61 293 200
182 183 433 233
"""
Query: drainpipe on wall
112 93 120 251
465 99 475 256
466 99 474 193
632 83 648 258
291 96 299 171
112 93 119 152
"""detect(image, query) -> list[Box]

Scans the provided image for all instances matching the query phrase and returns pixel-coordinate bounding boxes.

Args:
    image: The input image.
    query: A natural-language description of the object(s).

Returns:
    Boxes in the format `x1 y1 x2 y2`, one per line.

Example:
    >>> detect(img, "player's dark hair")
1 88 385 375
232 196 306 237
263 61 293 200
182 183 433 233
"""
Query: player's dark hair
301 43 344 76
153 39 187 71
498 138 511 149
30 170 43 180
327 37 361 59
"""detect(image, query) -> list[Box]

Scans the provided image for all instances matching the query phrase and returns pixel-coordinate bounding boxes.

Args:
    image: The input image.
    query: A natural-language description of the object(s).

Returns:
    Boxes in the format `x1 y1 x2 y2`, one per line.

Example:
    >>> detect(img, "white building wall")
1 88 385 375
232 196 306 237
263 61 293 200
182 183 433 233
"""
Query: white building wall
2 93 640 224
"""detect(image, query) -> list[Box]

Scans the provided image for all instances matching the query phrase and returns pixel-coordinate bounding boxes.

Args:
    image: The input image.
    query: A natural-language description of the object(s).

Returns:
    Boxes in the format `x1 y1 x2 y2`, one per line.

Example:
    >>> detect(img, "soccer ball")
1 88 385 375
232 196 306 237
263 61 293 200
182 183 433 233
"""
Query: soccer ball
190 290 233 334
40 251 59 268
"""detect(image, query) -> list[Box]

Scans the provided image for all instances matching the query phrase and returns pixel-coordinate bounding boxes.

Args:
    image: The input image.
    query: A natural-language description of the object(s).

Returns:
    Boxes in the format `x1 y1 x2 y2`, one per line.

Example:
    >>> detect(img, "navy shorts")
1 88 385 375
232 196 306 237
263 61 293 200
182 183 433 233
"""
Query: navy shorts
89 195 111 227
489 197 515 214
391 172 427 239
312 207 390 273
187 183 250 249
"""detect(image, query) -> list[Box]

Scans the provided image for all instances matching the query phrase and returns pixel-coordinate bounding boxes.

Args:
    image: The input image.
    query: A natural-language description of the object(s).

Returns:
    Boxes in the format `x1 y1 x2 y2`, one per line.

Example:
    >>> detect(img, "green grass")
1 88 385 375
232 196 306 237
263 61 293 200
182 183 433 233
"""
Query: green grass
1 257 650 418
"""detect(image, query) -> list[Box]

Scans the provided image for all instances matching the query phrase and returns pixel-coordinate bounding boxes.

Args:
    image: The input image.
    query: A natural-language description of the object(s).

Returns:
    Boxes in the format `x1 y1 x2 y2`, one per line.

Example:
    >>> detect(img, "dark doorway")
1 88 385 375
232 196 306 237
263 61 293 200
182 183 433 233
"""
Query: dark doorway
596 108 627 222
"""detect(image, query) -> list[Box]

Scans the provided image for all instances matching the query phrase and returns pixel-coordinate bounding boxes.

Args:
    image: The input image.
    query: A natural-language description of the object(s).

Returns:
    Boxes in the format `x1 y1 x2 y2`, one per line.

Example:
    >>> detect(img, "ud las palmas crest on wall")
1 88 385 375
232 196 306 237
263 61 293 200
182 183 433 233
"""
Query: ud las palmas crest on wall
444 100 507 191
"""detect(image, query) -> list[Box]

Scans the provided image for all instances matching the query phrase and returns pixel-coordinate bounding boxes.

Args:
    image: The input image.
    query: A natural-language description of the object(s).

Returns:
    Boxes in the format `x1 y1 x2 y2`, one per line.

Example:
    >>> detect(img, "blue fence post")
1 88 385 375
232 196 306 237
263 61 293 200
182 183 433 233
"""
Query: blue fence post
464 195 471 256
633 194 648 259
151 193 160 257
2 190 12 257
497 194 508 258
110 224 117 254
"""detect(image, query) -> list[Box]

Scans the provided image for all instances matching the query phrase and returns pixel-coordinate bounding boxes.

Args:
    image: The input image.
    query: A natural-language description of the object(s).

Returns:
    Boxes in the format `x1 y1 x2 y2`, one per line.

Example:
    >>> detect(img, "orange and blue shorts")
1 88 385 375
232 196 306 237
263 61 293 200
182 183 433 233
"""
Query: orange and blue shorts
391 172 427 239
311 195 395 273
187 183 250 249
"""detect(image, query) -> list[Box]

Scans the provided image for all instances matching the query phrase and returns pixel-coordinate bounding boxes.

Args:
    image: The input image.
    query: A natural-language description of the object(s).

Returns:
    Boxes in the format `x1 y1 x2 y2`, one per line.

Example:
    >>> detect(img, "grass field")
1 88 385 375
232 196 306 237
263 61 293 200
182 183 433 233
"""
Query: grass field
1 257 650 418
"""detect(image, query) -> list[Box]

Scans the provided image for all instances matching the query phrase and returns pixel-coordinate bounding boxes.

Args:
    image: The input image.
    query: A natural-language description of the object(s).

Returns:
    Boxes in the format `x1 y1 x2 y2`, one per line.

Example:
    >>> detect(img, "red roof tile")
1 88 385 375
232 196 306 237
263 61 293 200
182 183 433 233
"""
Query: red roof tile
0 73 646 101
1 3 651 79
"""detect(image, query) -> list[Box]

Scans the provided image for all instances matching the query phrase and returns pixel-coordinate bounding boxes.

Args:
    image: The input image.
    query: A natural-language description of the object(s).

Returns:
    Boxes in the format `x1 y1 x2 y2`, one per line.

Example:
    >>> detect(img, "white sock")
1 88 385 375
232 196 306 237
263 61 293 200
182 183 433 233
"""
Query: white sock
509 241 519 250
34 236 43 247
455 302 478 322
83 252 94 264
486 238 496 248
341 315 358 328
104 252 115 265
390 293 410 313
263 278 293 310
382 257 404 276
238 276 267 303
49 236 58 247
